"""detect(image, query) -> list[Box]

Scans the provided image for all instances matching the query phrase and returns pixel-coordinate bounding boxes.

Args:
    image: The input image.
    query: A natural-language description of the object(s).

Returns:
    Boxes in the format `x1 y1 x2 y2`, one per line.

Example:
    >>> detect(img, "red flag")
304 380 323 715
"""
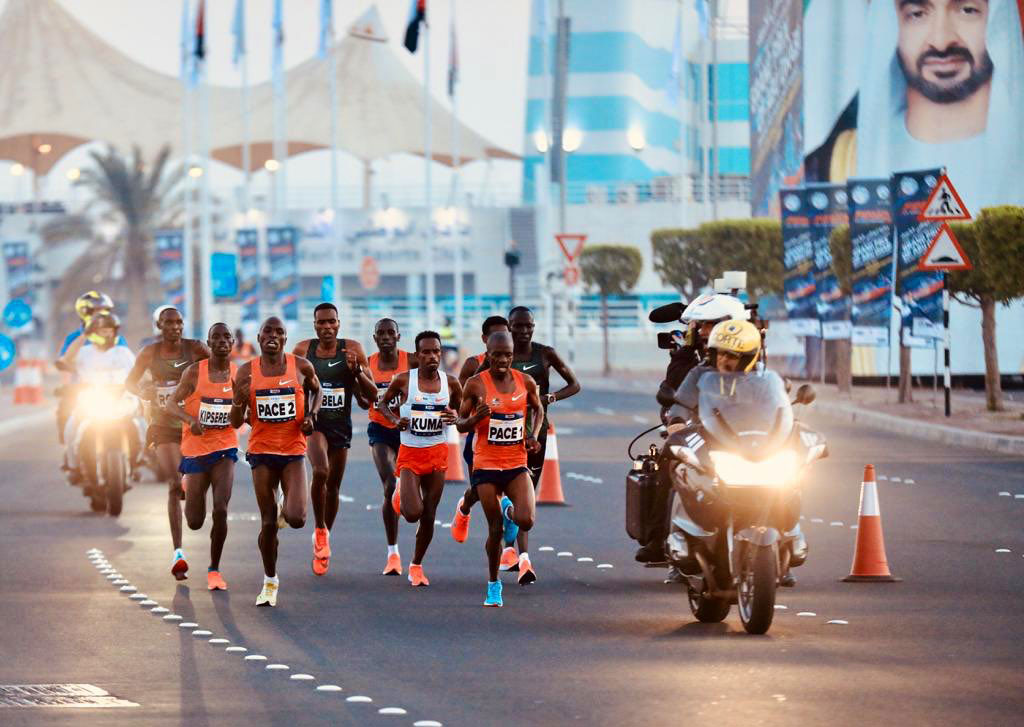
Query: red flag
194 0 206 62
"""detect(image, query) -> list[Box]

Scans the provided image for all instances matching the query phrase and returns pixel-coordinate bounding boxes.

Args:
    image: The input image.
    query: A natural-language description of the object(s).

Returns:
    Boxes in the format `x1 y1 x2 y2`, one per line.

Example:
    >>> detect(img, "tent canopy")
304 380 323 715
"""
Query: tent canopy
0 1 518 175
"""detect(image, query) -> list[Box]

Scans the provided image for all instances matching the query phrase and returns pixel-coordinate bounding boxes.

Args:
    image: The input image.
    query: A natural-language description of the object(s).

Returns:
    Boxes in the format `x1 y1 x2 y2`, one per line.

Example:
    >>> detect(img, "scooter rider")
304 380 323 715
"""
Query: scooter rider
665 320 808 585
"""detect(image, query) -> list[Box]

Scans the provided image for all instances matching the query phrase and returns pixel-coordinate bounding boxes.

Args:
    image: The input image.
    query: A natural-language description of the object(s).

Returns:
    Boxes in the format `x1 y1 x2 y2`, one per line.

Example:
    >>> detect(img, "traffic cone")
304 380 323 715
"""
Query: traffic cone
444 424 466 482
536 422 568 506
13 358 44 405
842 464 901 582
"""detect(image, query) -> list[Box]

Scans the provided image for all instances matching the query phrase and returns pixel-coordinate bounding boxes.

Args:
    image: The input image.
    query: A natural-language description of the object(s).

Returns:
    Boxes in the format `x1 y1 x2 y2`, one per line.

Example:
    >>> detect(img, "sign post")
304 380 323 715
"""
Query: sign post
918 175 972 418
555 234 587 365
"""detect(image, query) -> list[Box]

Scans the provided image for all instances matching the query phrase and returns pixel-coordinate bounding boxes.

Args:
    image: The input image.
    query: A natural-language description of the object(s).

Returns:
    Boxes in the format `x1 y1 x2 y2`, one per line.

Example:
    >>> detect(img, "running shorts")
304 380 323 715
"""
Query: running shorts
148 424 182 448
245 453 305 471
312 418 352 450
179 448 238 475
471 467 531 489
395 443 448 477
367 421 401 450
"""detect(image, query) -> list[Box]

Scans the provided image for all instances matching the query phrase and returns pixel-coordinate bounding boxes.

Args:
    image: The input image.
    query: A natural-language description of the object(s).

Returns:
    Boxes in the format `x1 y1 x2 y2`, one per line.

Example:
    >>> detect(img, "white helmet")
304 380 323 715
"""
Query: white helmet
680 293 748 324
152 304 176 332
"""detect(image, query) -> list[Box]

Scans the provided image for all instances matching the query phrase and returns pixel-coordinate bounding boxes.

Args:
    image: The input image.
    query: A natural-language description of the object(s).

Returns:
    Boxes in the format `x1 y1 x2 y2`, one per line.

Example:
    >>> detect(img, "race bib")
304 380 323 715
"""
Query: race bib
156 384 178 409
487 412 524 446
409 405 444 437
198 396 232 429
321 382 346 411
375 382 400 410
255 387 297 422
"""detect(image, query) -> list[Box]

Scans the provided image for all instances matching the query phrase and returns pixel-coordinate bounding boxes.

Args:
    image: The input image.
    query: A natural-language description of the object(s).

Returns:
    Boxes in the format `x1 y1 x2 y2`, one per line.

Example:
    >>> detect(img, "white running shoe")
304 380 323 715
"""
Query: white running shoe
255 580 278 607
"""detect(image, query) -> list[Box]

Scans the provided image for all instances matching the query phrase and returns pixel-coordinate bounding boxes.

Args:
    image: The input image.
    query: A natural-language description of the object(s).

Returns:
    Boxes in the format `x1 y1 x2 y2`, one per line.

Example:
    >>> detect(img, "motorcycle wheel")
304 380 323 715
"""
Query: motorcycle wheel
738 544 777 635
687 583 730 623
103 450 126 517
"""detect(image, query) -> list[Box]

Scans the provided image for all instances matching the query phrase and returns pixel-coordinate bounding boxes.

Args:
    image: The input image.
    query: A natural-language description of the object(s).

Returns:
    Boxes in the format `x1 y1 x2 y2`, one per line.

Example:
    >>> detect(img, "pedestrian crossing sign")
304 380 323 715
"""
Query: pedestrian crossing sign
919 223 972 271
918 174 971 221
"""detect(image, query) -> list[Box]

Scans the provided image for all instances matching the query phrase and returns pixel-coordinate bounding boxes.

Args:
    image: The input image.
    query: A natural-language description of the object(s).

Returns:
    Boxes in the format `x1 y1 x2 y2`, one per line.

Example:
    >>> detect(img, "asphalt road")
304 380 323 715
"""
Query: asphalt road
1 387 1022 726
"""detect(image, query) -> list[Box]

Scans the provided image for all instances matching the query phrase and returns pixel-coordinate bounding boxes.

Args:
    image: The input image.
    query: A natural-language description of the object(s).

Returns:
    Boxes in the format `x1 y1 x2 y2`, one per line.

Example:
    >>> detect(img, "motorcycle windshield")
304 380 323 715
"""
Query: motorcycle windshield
697 371 793 456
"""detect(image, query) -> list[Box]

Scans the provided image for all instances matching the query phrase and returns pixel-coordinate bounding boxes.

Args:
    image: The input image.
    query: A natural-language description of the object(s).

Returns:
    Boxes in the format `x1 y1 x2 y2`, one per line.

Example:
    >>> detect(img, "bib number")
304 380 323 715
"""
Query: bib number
487 415 524 446
198 397 232 429
255 388 297 422
322 383 346 411
375 383 400 410
156 384 177 409
410 409 444 437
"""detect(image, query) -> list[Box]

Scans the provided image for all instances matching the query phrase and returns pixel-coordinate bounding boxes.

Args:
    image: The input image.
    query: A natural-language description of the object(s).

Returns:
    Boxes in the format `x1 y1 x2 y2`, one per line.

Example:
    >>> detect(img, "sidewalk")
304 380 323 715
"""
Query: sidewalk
579 371 1024 457
0 389 56 436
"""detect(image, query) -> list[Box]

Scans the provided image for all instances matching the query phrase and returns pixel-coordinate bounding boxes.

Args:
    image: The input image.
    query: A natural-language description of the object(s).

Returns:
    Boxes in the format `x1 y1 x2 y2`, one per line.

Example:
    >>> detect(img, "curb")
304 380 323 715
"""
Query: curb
0 404 55 437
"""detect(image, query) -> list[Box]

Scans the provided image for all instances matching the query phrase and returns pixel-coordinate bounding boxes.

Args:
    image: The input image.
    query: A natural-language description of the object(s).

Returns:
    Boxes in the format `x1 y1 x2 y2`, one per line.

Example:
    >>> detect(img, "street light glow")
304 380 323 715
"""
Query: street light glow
38 143 52 154
562 128 583 153
627 126 646 152
533 130 549 154
66 167 80 181
264 158 280 172
188 165 204 178
10 163 25 176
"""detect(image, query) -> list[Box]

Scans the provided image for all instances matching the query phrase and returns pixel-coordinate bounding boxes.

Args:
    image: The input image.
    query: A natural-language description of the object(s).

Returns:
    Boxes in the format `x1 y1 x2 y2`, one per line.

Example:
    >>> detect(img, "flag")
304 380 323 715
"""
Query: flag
665 4 682 105
447 9 458 97
231 0 245 66
179 0 192 82
272 0 285 86
697 0 710 40
318 0 334 59
193 0 206 74
404 0 426 54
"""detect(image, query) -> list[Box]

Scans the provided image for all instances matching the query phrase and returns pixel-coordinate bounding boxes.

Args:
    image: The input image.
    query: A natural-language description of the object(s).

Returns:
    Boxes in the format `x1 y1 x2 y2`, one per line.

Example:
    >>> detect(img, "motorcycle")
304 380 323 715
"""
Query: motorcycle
69 384 141 516
628 370 827 634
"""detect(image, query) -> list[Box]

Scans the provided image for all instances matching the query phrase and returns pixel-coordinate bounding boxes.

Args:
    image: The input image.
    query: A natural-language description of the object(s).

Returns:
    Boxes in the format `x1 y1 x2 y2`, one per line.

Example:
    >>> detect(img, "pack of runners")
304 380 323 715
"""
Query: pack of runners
134 303 579 609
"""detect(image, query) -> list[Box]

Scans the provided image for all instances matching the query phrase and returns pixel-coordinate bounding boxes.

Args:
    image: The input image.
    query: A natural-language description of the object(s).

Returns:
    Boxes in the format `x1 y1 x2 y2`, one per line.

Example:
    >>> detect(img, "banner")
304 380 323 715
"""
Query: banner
749 0 804 216
808 184 850 339
2 241 33 305
891 169 943 347
780 188 819 336
237 228 260 323
154 230 185 308
211 252 238 301
847 178 894 346
267 226 299 323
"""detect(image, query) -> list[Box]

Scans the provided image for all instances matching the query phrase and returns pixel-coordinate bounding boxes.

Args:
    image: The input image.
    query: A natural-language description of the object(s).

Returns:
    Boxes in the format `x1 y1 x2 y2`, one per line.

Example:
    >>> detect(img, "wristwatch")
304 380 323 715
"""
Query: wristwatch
545 393 557 405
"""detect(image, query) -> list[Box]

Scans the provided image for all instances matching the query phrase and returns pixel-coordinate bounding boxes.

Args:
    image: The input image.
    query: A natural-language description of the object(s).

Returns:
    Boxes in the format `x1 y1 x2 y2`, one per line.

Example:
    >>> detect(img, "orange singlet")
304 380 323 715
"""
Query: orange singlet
472 369 528 471
181 360 239 457
247 354 306 456
368 350 410 428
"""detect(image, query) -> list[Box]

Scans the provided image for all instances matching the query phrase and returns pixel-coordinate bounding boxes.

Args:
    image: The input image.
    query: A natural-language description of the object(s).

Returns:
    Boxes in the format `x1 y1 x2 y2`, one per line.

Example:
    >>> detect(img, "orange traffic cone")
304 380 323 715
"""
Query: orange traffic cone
444 424 466 482
13 358 44 405
842 464 901 582
536 422 568 506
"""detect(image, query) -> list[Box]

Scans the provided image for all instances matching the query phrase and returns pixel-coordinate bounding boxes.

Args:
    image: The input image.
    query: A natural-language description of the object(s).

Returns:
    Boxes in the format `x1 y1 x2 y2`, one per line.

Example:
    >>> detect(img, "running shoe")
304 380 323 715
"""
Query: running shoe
382 553 402 576
499 496 518 545
450 497 470 543
391 487 401 516
171 549 188 581
483 580 503 607
207 570 228 591
255 580 278 607
311 528 331 576
517 556 537 586
275 489 286 529
408 563 430 587
499 546 519 571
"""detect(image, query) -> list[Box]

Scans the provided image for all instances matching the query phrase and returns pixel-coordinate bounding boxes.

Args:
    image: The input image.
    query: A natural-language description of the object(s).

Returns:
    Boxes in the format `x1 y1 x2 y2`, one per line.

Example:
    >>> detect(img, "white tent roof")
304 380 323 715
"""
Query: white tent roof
0 0 517 175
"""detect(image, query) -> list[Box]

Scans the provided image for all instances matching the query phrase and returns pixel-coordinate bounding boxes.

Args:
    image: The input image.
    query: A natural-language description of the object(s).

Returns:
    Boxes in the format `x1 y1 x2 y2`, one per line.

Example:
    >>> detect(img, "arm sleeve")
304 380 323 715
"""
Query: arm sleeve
656 347 698 408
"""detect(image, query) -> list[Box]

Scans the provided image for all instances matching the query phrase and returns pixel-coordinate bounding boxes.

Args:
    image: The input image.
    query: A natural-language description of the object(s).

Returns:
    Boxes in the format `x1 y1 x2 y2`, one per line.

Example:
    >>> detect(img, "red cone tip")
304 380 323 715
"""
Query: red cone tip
862 464 876 482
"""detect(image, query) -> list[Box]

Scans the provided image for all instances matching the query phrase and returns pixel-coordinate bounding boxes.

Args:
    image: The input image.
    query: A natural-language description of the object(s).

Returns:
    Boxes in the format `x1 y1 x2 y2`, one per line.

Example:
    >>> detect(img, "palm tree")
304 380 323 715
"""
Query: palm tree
44 145 181 343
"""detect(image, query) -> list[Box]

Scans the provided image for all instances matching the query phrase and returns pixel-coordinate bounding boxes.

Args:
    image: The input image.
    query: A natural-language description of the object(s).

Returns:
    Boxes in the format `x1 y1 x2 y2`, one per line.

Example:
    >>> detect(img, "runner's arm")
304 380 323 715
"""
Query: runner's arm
192 340 211 361
376 373 408 428
166 363 200 431
124 345 155 399
348 340 379 402
291 340 311 358
524 377 545 443
230 362 251 428
56 333 88 372
297 357 322 423
456 377 489 433
442 375 463 424
545 348 581 403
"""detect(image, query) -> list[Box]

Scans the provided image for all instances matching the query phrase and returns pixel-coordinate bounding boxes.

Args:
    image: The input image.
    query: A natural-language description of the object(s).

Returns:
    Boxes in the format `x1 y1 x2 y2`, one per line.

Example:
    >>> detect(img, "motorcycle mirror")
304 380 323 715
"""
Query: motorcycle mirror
648 301 686 323
793 384 816 406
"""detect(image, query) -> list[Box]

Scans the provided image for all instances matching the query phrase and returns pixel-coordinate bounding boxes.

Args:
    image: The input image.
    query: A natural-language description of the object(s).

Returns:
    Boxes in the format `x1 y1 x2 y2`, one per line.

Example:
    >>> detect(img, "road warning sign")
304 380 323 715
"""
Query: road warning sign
919 223 972 271
918 174 971 222
555 234 586 263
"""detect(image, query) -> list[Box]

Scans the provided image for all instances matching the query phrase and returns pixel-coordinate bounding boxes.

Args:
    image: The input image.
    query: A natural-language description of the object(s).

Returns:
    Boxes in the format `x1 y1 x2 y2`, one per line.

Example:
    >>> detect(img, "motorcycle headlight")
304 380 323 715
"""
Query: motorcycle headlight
78 389 133 421
708 449 801 487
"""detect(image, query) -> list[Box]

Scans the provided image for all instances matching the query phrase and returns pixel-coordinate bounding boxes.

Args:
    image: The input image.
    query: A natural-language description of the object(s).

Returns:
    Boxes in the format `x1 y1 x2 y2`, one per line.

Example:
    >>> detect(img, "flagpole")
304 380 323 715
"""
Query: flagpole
675 0 685 227
327 7 342 311
240 35 251 214
199 54 213 335
272 1 287 227
424 14 436 331
710 0 719 221
180 1 195 336
450 0 463 338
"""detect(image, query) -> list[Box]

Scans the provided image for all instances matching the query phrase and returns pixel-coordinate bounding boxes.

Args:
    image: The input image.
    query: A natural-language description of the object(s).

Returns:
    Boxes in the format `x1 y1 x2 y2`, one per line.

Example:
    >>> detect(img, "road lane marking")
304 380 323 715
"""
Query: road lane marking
243 655 267 661
414 722 444 727
774 605 788 610
340 494 355 503
827 620 849 625
266 664 290 671
877 475 887 480
796 612 816 617
347 695 372 703
225 647 247 653
538 546 554 552
290 674 315 681
192 630 212 637
1015 494 1024 500
596 564 614 569
891 477 902 483
577 557 594 563
595 407 615 416
998 491 1011 496
162 615 182 622
119 586 137 593
0 684 139 709
139 600 157 607
995 548 1011 553
810 518 824 524
316 685 343 692
150 607 169 614
178 622 199 629
129 593 147 600
905 479 915 484
557 552 573 557
830 521 844 527
379 707 408 715
209 638 229 645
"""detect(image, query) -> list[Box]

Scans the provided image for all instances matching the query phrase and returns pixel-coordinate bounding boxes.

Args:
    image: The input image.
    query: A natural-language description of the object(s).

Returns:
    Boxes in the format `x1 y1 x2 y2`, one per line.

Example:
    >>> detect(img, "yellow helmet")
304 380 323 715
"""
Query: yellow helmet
708 319 761 372
74 291 113 322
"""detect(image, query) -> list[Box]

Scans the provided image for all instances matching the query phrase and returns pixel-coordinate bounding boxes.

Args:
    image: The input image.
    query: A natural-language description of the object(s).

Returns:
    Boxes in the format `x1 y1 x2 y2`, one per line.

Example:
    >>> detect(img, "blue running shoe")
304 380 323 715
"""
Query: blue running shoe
500 496 518 545
484 580 503 607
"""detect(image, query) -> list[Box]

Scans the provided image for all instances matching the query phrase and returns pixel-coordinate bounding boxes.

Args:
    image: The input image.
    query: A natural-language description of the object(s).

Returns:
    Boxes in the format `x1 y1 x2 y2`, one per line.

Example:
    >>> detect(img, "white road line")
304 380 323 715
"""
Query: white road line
266 664 290 671
346 695 372 703
998 491 1011 496
577 557 594 563
538 546 554 552
178 622 198 629
995 548 1011 553
796 612 817 617
774 605 788 610
830 521 844 527
316 685 343 692
556 551 573 557
290 674 315 681
891 477 902 483
209 638 230 645
596 563 614 569
905 479 915 484
119 585 137 593
129 593 147 601
877 475 887 480
1015 494 1024 500
139 600 157 607
225 647 247 653
413 722 444 727
162 614 182 622
379 707 408 715
243 655 267 662
826 620 850 625
810 518 824 524
632 415 648 424
595 407 615 416
150 607 168 614
340 494 355 503
192 630 212 637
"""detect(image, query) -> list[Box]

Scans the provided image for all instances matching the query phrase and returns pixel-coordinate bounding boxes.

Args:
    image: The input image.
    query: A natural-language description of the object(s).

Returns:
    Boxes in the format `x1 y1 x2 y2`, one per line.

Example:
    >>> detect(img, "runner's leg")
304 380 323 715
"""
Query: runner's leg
208 458 234 571
253 466 282 577
516 431 548 555
324 447 348 531
505 471 536 533
399 469 424 523
158 442 184 549
412 471 445 565
184 471 212 530
371 443 399 546
307 432 330 530
280 459 307 529
478 483 503 582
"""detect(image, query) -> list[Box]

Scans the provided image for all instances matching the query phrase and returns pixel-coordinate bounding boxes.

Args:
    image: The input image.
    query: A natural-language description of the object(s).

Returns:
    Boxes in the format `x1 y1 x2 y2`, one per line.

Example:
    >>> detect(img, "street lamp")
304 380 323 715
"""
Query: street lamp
533 130 550 154
264 158 280 172
561 127 583 153
10 163 25 177
188 165 204 179
37 143 52 155
627 126 646 152
66 167 80 182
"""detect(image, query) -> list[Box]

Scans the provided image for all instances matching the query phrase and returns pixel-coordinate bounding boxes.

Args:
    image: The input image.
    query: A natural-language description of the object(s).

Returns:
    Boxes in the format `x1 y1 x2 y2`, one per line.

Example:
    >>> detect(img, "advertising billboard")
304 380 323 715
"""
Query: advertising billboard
847 178 894 346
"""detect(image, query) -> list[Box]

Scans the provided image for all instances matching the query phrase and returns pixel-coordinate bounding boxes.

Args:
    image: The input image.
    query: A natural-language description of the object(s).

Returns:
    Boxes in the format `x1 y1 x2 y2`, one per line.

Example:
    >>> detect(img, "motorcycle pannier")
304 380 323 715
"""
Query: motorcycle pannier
625 456 662 543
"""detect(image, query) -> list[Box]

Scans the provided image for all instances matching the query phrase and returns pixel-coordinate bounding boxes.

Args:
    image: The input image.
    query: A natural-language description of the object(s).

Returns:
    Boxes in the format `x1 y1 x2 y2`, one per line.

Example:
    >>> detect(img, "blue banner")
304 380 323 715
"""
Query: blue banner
780 188 819 336
211 253 238 301
267 226 299 323
237 229 261 323
3 242 33 306
891 169 943 346
847 178 894 346
808 184 850 339
154 230 185 308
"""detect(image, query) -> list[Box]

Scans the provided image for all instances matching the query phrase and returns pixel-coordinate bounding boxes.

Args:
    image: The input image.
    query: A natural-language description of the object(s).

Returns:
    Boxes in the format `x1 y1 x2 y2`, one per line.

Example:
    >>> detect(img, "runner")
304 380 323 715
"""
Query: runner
451 306 580 581
293 303 376 576
165 323 238 591
230 316 321 607
449 315 509 542
125 306 210 580
376 331 462 587
456 330 544 606
359 318 418 576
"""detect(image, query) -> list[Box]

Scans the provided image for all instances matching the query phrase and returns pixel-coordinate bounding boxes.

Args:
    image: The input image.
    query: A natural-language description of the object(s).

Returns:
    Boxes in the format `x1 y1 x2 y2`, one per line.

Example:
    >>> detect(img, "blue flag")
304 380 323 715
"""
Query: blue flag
231 0 245 66
318 0 334 59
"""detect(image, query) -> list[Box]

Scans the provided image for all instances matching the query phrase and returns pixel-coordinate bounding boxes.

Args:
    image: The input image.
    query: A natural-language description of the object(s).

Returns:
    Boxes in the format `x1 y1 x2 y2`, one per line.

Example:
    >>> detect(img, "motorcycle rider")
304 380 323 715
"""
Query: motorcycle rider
666 319 808 585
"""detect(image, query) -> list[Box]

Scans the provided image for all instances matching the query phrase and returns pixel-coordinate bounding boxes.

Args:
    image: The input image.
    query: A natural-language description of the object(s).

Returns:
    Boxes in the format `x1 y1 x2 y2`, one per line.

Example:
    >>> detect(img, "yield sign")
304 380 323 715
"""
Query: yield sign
918 173 971 221
919 223 973 271
555 233 586 263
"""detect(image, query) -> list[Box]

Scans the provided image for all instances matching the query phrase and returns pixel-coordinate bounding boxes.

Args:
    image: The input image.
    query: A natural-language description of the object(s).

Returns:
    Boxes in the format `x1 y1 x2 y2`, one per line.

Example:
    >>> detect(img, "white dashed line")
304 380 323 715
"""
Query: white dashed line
379 707 408 715
225 646 247 653
266 664 290 671
340 494 355 503
595 407 615 416
596 563 614 569
577 557 594 563
1015 494 1024 500
905 479 915 484
209 638 230 645
810 518 824 524
995 548 1011 553
556 551 573 557
129 593 147 601
346 695 372 703
891 477 902 483
442 523 452 529
827 620 849 625
877 475 887 480
112 579 129 586
139 600 157 607
316 685 343 692
632 415 648 424
193 630 212 637
150 606 169 614
414 722 444 727
830 521 844 527
796 612 817 617
243 655 268 662
998 491 1011 496
163 614 183 622
850 525 858 530
538 546 554 552
365 504 373 510
179 622 199 629
774 605 788 610
119 585 137 593
290 674 315 681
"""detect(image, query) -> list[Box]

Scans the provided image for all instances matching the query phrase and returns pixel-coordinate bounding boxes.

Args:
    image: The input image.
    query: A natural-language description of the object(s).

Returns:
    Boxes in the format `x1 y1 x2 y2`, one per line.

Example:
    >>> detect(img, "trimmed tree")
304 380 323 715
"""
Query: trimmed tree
651 227 713 296
828 224 853 393
579 244 643 374
948 206 1024 411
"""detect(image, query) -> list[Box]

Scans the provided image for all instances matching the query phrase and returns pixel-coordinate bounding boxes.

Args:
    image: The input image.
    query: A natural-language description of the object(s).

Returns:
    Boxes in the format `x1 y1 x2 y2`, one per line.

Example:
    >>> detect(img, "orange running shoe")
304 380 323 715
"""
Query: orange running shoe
408 563 430 587
311 528 331 576
207 570 228 591
382 552 402 576
391 487 401 516
171 549 188 580
499 546 519 572
450 497 470 543
517 556 537 586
